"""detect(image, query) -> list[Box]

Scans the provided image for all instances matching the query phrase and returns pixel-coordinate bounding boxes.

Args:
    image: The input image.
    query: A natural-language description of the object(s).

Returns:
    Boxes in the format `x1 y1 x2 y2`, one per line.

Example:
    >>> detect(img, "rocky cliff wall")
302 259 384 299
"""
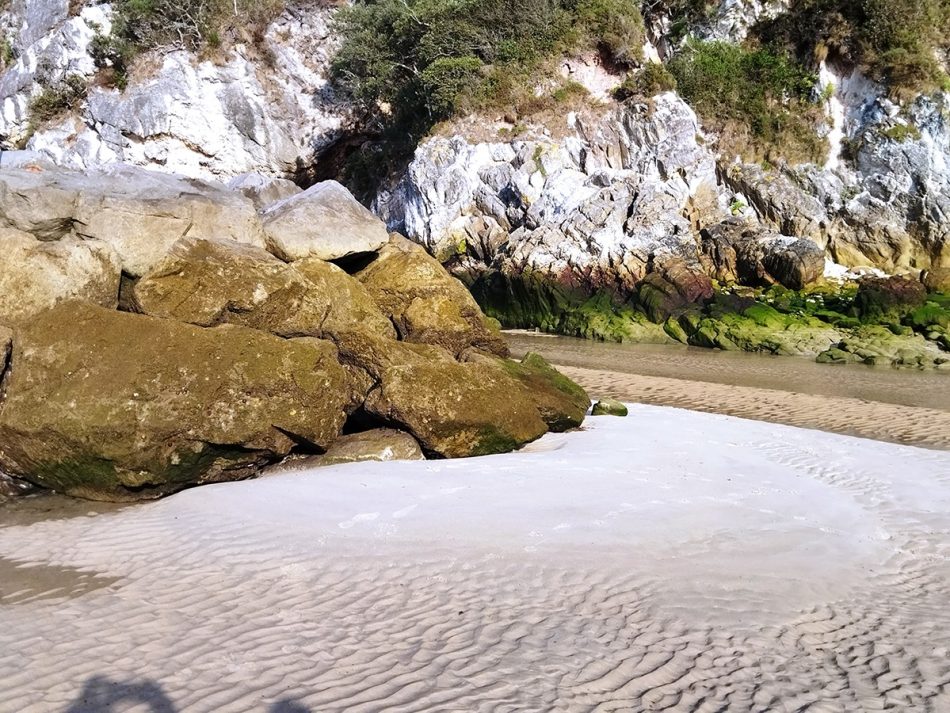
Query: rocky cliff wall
0 0 350 180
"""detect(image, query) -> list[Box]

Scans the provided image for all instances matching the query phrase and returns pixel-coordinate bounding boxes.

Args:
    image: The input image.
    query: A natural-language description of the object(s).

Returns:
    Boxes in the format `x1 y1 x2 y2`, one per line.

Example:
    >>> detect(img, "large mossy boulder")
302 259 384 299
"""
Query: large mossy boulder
489 352 590 431
0 229 121 324
0 302 356 501
338 333 547 458
357 235 509 357
261 181 389 262
921 267 950 294
133 238 396 341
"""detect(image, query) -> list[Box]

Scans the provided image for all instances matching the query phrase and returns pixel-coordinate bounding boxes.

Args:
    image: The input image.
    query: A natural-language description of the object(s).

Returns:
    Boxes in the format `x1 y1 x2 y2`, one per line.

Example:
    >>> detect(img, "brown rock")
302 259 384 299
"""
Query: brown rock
357 235 509 357
0 302 355 501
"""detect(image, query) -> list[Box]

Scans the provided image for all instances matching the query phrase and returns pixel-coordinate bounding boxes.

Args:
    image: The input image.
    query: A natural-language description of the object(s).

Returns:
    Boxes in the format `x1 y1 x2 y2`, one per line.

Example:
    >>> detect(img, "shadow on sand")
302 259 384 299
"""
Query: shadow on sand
64 675 312 712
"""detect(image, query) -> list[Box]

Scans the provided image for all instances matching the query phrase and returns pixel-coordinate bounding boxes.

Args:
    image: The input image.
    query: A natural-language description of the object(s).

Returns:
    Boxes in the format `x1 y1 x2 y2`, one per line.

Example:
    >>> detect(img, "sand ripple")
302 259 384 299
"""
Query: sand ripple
1 408 949 712
561 365 950 450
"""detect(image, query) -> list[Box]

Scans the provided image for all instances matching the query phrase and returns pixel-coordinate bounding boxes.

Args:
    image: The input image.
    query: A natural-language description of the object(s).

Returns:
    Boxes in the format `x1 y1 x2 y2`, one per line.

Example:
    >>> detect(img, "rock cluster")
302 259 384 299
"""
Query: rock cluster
0 164 588 501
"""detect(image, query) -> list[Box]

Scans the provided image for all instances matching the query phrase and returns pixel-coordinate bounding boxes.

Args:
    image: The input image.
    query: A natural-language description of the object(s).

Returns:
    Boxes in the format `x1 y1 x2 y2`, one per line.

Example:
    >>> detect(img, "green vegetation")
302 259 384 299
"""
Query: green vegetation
880 123 922 143
331 0 645 196
90 0 285 88
668 40 827 164
613 62 678 100
754 0 950 98
29 74 87 123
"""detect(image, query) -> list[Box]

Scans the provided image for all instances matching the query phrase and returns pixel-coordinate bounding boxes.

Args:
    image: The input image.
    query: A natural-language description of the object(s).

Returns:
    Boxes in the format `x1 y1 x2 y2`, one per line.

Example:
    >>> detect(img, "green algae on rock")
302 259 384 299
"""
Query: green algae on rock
0 302 356 501
491 352 591 432
592 399 629 417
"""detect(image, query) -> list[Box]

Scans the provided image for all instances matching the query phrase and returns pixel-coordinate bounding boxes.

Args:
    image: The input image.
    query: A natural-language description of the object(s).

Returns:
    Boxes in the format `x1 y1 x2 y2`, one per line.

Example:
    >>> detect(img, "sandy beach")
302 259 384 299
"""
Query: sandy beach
2 404 950 711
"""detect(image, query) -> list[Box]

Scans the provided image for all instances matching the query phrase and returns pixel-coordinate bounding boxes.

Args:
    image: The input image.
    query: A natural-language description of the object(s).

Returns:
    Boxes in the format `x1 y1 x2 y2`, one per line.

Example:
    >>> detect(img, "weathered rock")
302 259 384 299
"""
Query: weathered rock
497 353 591 431
0 325 12 372
0 165 266 276
133 238 396 341
275 429 425 471
0 302 355 501
0 229 121 323
357 235 509 357
592 399 629 417
854 276 928 321
377 94 720 303
922 268 950 294
8 4 352 181
700 221 824 290
338 333 547 458
638 258 714 322
228 173 303 210
262 181 389 262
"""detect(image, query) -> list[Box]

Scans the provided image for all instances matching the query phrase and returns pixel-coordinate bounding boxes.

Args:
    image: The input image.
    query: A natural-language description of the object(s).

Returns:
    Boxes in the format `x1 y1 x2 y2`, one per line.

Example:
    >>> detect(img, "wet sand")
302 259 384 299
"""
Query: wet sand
509 332 950 450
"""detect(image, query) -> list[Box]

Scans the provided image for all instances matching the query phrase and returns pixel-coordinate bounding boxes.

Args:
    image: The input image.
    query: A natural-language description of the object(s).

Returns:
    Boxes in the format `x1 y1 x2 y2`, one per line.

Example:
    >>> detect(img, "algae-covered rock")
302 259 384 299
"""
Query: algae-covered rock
0 302 355 501
855 276 927 321
592 399 629 417
0 229 120 324
824 325 948 368
637 263 713 323
338 333 546 458
134 238 395 341
262 181 389 262
491 352 590 431
922 268 950 293
358 235 509 357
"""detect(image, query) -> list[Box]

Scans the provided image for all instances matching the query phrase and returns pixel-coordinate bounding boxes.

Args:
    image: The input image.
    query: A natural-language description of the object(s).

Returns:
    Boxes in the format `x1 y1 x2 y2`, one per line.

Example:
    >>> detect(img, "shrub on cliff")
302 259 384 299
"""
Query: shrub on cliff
331 0 645 126
754 0 950 97
90 0 285 86
669 40 827 164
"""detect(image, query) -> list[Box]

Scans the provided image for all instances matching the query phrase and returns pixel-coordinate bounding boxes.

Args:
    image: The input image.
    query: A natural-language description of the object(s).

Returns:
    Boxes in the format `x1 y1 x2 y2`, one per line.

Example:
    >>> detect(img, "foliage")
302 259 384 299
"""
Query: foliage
613 62 678 100
91 0 285 87
669 40 827 163
29 75 87 123
331 0 645 127
753 0 950 96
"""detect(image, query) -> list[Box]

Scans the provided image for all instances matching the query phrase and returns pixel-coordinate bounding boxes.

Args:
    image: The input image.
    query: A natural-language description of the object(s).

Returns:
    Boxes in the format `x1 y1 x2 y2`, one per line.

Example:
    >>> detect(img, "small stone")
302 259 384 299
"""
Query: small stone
591 399 629 417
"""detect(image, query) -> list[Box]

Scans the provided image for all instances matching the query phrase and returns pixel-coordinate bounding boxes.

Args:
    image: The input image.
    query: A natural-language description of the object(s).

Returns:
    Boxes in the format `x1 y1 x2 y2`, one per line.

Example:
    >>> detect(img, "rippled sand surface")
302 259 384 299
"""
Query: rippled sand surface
509 332 950 449
2 408 949 712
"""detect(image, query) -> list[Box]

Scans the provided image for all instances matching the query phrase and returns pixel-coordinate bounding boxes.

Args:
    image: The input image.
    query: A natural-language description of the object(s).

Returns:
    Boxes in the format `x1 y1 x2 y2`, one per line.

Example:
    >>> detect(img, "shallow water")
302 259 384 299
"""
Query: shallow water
506 331 950 411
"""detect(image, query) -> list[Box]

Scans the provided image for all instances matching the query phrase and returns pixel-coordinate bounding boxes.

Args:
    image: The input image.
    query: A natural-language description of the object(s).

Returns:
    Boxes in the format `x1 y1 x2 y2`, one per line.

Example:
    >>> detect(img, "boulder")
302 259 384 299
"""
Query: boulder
638 259 714 322
488 352 591 431
922 268 950 293
338 333 547 458
0 165 267 276
759 236 825 291
0 302 356 501
261 180 389 262
357 235 509 357
700 222 824 290
227 173 303 210
274 429 425 471
592 399 629 417
855 276 928 321
0 229 121 324
134 237 395 341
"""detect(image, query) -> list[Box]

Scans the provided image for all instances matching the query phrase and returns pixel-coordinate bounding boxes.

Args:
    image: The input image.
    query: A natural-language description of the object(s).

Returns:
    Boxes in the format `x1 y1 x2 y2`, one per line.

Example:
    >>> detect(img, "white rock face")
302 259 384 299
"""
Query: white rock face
698 0 791 43
1 2 350 181
377 93 722 292
263 181 390 262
